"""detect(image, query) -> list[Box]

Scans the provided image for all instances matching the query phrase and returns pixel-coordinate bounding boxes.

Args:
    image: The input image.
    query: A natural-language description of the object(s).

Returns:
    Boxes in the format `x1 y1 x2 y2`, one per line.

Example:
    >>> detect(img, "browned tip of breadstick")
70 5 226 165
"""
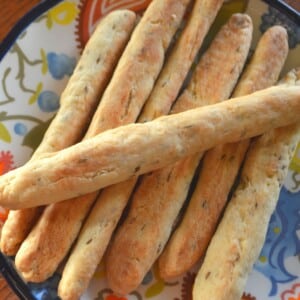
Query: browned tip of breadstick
14 192 97 283
172 13 253 113
233 25 288 97
0 208 43 256
85 0 191 135
279 67 300 85
138 0 225 121
0 85 300 210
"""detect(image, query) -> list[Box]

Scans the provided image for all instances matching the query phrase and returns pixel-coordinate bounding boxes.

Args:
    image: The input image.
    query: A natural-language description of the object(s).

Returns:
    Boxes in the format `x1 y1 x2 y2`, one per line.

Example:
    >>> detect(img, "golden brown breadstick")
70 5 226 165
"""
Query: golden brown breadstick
1 85 300 210
0 208 43 257
57 13 251 300
0 9 137 257
58 181 137 300
14 0 191 283
140 0 224 121
192 68 300 300
105 13 253 295
158 25 289 279
193 122 300 299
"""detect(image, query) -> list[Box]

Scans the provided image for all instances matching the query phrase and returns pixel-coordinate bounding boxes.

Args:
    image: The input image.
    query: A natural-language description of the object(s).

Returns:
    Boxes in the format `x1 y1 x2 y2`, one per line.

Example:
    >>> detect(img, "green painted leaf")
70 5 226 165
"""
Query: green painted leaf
28 82 43 104
40 49 48 74
145 280 165 298
0 112 7 120
22 118 52 150
0 122 11 143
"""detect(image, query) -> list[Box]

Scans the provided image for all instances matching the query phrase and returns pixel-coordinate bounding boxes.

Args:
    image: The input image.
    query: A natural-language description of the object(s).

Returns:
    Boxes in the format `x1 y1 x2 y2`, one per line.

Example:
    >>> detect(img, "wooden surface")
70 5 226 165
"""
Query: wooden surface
0 273 18 300
285 0 300 11
0 0 299 299
0 275 18 300
0 0 40 42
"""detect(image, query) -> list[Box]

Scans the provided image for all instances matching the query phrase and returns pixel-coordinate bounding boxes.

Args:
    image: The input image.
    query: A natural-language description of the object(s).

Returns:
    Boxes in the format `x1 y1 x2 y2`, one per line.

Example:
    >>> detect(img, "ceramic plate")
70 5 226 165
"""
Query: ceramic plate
0 0 300 299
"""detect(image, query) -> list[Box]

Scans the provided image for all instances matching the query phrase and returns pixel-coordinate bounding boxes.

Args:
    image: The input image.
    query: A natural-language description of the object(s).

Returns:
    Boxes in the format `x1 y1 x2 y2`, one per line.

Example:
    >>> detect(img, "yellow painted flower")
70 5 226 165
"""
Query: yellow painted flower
47 2 78 28
259 255 267 263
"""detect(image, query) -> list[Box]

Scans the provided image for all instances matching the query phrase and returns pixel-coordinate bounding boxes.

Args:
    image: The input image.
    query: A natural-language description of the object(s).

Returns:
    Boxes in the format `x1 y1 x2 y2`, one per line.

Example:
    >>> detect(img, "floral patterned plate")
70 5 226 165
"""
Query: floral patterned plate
0 0 299 299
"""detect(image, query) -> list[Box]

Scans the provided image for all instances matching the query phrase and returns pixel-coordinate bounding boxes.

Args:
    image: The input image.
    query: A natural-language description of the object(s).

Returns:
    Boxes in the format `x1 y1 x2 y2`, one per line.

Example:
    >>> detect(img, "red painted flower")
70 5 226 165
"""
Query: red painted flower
0 151 13 222
242 293 256 300
76 0 151 49
281 283 300 300
0 151 15 175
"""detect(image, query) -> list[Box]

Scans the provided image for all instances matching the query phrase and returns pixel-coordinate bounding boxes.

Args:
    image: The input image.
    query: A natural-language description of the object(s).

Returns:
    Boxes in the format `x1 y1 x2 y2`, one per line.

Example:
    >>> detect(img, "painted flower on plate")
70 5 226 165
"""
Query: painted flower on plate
38 90 60 112
47 52 76 80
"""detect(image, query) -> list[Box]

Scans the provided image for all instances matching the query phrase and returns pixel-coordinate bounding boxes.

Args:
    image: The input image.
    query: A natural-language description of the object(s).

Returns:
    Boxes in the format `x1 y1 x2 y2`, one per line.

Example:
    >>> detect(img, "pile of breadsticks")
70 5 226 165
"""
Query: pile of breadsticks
0 0 300 299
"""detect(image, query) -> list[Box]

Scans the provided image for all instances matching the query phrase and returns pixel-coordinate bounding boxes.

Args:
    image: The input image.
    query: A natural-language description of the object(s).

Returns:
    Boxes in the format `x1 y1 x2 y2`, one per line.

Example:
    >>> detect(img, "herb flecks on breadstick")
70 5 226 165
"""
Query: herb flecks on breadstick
0 9 137 257
1 85 300 210
105 13 253 296
58 12 251 300
193 71 300 299
14 0 191 284
140 0 224 122
158 25 289 279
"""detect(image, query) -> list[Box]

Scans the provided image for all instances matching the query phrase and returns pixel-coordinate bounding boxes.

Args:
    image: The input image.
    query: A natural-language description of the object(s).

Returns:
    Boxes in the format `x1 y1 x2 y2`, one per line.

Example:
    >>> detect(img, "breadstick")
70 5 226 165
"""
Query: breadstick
14 0 191 283
1 85 300 210
57 13 251 300
104 13 253 295
192 69 300 300
158 25 289 279
140 0 224 121
58 180 137 300
0 9 137 257
193 114 300 299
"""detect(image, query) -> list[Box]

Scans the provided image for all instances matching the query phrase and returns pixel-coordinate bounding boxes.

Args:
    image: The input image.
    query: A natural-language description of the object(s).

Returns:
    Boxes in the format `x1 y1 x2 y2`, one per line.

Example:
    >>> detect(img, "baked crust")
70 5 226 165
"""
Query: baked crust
105 13 253 295
139 0 224 122
1 85 300 210
193 122 300 300
0 9 137 257
192 69 300 300
158 25 289 280
14 0 190 286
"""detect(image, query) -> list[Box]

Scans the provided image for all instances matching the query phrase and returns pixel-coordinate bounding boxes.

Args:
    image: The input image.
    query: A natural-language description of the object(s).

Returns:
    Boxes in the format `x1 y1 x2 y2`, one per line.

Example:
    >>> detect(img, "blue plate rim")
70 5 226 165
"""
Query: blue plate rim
0 253 34 300
264 0 300 24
